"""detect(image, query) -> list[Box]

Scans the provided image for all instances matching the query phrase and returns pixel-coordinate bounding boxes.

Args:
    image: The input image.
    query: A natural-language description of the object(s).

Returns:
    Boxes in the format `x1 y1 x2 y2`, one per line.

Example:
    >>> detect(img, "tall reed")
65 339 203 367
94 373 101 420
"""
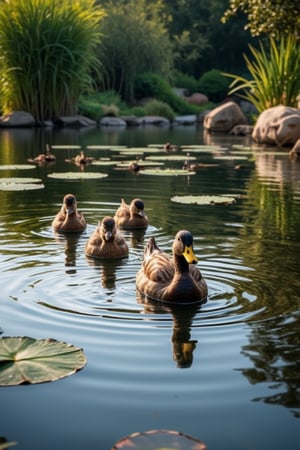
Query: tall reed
0 0 105 122
223 35 300 113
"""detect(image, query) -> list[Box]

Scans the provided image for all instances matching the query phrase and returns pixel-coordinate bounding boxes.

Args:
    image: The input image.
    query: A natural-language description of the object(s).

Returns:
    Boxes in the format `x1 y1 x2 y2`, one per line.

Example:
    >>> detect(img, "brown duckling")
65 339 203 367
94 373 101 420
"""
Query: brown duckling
136 230 207 304
164 142 178 152
85 216 128 259
28 144 56 164
74 151 95 165
114 198 148 229
52 194 86 233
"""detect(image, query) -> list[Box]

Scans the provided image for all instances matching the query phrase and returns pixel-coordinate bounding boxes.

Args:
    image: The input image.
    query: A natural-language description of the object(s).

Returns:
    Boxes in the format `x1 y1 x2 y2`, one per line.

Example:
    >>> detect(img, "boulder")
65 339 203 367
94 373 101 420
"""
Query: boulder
173 115 197 125
0 111 35 127
185 92 209 105
56 115 97 127
230 124 253 136
252 105 300 146
99 117 127 127
138 116 170 127
203 101 247 132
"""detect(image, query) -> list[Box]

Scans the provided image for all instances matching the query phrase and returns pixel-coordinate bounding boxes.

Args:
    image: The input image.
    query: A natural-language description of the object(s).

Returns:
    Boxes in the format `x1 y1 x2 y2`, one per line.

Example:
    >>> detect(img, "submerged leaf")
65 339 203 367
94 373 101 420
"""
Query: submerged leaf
0 336 87 386
47 172 108 180
171 195 236 205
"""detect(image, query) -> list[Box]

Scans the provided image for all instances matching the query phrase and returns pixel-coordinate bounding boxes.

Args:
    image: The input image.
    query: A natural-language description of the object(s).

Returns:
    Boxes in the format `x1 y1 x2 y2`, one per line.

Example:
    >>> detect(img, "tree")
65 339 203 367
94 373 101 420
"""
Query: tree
96 0 173 102
222 0 300 37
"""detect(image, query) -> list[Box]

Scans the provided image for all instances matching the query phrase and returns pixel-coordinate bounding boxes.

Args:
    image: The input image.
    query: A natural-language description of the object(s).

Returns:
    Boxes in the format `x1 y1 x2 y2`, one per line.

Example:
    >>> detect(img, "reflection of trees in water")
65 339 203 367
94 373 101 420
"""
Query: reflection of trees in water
238 314 300 417
231 163 300 417
137 293 202 368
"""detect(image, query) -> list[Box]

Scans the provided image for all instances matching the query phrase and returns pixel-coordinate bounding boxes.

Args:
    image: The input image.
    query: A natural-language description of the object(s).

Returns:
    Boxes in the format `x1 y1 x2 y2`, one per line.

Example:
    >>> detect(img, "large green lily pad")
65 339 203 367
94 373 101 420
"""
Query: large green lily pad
51 145 82 150
0 336 87 386
47 172 108 180
0 177 44 191
140 168 195 176
171 194 237 205
112 429 207 450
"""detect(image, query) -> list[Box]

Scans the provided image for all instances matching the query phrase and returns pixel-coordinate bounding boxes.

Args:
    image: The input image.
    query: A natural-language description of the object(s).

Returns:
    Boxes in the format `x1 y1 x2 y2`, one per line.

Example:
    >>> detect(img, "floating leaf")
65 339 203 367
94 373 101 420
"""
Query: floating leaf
51 145 82 150
0 164 35 170
112 429 207 450
171 195 236 205
0 177 44 191
86 145 112 150
213 155 249 160
145 155 196 161
116 160 164 167
181 145 222 152
47 172 108 180
0 336 87 386
140 169 195 176
92 160 121 166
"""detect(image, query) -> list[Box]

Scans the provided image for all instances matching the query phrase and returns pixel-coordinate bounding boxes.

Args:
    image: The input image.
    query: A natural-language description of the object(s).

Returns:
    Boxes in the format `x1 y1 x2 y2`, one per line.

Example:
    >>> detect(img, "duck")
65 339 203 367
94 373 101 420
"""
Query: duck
52 193 86 233
28 144 56 164
85 216 128 259
74 151 95 165
136 230 208 304
114 198 148 229
164 142 178 152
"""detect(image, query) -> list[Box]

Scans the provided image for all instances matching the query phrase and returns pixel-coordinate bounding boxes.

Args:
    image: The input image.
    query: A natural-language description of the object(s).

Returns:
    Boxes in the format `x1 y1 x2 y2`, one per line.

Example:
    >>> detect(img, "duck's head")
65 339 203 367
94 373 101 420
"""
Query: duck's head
131 198 146 217
63 194 77 215
173 230 198 264
100 216 116 241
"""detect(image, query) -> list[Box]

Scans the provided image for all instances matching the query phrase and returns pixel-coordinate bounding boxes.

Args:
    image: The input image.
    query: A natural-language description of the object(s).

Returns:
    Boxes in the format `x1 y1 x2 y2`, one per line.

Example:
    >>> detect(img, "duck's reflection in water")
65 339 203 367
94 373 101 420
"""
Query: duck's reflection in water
137 292 204 368
53 231 82 273
86 256 126 289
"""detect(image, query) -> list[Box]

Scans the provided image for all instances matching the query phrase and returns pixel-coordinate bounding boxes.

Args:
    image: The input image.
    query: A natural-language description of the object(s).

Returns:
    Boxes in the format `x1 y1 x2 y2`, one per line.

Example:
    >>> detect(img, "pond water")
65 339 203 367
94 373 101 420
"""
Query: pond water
0 125 299 450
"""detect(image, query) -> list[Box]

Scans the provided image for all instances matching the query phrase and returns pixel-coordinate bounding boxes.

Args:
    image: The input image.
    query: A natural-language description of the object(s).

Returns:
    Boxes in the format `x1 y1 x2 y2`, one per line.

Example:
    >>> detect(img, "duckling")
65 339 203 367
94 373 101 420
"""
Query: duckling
114 198 148 229
85 216 128 259
52 194 86 233
136 230 208 304
28 144 56 164
74 151 95 165
164 142 178 152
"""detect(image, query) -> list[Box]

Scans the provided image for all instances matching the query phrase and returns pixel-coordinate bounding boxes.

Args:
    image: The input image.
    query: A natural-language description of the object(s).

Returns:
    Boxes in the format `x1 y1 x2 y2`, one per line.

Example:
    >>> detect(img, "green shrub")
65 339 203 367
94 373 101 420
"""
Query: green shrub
0 0 105 121
143 99 175 121
197 69 231 102
224 35 300 112
171 71 199 94
77 90 122 119
133 72 199 114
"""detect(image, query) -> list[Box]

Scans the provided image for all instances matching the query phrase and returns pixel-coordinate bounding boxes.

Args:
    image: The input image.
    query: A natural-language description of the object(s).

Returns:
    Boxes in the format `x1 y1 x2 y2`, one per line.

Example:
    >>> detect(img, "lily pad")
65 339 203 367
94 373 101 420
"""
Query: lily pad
47 172 108 180
116 160 164 167
171 195 236 205
181 145 222 152
213 155 248 160
140 168 195 176
51 145 82 150
145 155 196 161
0 164 35 170
112 429 207 450
86 145 112 150
92 160 121 166
0 177 44 191
0 336 87 386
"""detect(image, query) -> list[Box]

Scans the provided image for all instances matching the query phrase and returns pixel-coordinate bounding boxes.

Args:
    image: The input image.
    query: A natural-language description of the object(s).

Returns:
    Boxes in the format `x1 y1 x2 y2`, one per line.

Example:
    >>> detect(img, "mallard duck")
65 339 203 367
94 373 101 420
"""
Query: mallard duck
136 230 208 304
114 198 148 229
74 151 95 165
85 216 128 259
52 194 86 233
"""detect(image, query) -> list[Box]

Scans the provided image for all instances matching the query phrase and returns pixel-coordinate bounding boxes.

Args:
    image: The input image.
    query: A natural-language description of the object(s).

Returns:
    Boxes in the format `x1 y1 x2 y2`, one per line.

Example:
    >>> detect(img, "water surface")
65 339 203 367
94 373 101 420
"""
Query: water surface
0 125 299 450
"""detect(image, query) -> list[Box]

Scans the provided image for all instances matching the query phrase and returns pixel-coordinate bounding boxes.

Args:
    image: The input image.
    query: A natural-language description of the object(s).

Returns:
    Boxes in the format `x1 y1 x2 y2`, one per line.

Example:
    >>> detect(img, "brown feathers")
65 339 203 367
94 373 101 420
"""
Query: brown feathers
52 194 86 233
85 216 128 259
114 198 148 229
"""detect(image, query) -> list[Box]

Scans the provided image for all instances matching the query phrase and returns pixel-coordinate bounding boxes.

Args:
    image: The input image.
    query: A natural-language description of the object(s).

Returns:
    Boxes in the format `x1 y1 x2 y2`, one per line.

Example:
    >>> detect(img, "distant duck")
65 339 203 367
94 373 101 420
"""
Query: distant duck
74 151 95 165
164 142 178 152
52 194 86 233
28 144 56 164
182 160 219 170
85 216 128 259
136 230 208 304
114 198 148 229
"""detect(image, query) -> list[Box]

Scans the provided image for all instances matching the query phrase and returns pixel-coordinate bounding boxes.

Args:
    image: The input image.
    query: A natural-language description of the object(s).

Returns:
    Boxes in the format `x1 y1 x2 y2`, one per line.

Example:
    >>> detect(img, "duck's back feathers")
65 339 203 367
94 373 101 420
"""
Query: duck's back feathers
136 231 207 304
85 216 128 259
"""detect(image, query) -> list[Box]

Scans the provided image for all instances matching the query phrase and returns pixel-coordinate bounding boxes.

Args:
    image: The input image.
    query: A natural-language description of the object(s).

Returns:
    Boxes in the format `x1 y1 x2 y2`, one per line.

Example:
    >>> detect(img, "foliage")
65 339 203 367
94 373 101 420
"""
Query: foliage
96 0 173 102
172 71 199 94
133 72 199 114
0 0 105 121
197 69 231 102
0 336 87 385
222 0 300 37
78 90 122 119
143 99 176 121
223 35 300 112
